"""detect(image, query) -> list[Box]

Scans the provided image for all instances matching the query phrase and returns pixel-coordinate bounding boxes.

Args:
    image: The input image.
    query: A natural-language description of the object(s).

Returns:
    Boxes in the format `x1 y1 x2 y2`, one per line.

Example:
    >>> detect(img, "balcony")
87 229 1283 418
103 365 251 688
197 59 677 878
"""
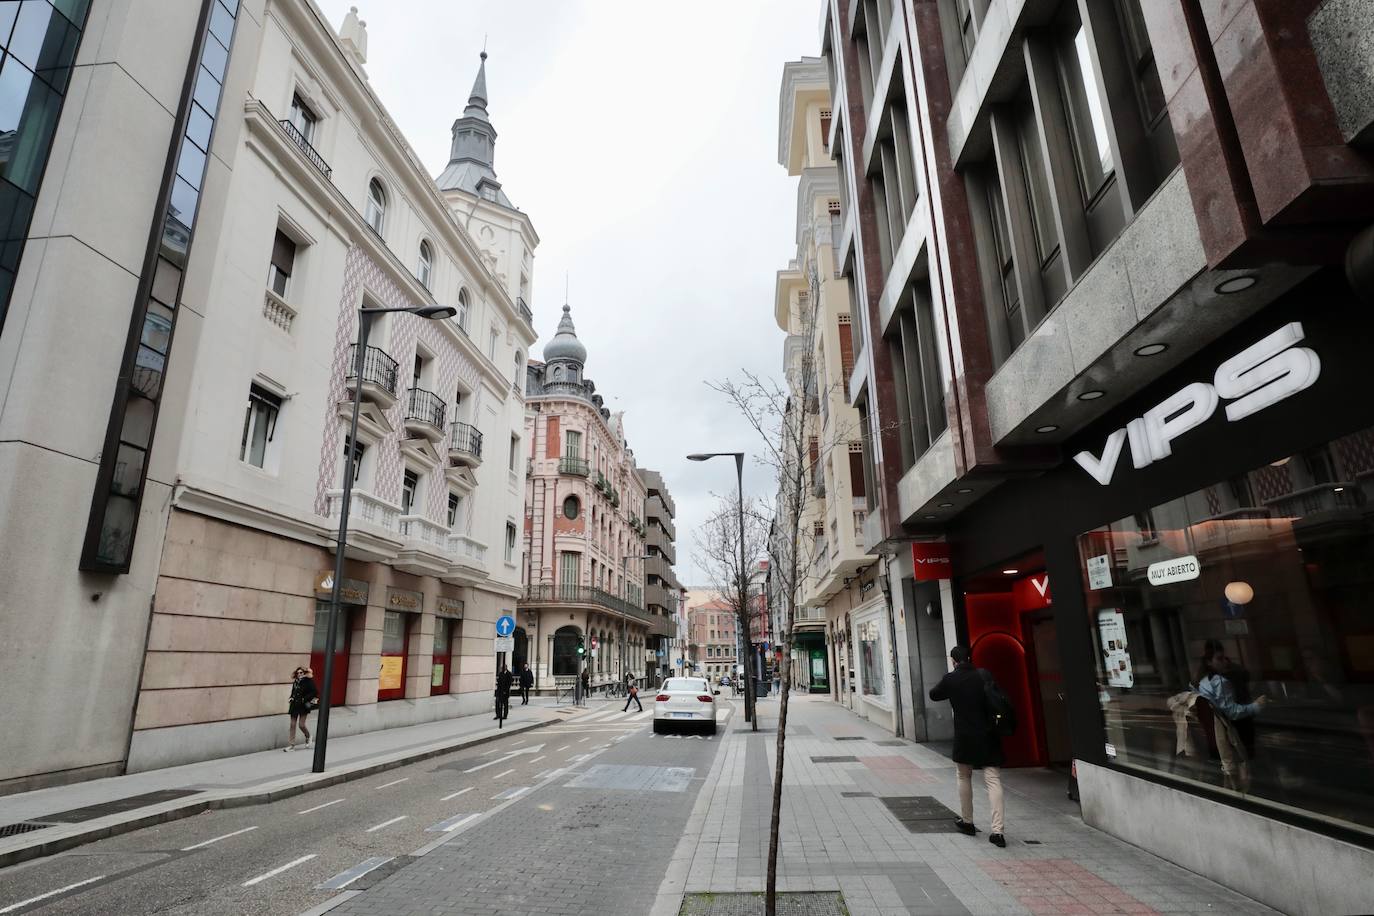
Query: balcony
263 290 296 332
447 534 489 581
324 488 401 562
345 344 399 409
516 296 533 328
397 515 450 576
277 118 332 179
404 388 446 441
560 456 590 477
811 467 826 499
448 422 483 467
520 584 655 627
792 605 826 632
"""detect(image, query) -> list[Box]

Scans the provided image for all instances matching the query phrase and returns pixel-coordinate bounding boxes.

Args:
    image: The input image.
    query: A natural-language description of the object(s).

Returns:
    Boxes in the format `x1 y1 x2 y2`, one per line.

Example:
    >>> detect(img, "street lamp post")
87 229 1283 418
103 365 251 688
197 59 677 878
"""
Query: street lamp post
312 303 456 775
687 451 755 730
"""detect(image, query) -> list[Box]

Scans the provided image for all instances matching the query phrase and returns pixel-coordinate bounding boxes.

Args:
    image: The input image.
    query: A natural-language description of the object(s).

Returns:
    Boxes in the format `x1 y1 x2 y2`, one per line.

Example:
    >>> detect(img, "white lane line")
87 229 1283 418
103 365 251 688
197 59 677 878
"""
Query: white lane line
578 737 590 743
441 787 473 801
463 751 520 773
492 786 531 800
427 811 482 833
243 854 317 887
180 825 258 851
375 777 409 789
0 876 109 914
298 798 346 815
491 768 514 779
631 710 653 720
556 745 570 751
364 815 408 833
317 856 393 890
528 755 546 763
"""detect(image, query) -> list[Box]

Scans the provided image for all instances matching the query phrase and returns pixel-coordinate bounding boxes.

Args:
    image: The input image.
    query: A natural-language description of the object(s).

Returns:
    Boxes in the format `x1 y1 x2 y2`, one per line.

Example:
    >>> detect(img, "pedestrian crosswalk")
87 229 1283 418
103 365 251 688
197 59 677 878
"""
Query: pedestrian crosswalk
545 706 653 734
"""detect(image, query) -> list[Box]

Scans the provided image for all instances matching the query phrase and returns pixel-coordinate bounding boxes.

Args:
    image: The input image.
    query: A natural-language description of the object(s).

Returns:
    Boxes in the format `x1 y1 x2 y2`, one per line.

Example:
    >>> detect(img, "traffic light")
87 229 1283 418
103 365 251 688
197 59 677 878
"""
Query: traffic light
576 638 585 657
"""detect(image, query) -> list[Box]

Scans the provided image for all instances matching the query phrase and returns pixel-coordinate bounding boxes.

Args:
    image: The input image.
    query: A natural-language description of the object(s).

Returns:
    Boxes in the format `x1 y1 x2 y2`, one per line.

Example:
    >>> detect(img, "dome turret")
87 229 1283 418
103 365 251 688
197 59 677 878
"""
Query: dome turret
543 304 587 365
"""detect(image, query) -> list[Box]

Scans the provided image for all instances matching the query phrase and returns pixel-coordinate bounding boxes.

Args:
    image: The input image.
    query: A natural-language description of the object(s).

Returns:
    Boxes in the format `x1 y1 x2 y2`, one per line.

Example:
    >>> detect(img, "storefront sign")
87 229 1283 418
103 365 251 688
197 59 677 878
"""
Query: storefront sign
435 596 465 618
314 572 369 604
379 656 403 691
1086 555 1112 590
1012 573 1052 609
911 542 952 580
1074 323 1321 486
387 587 423 612
1147 555 1200 586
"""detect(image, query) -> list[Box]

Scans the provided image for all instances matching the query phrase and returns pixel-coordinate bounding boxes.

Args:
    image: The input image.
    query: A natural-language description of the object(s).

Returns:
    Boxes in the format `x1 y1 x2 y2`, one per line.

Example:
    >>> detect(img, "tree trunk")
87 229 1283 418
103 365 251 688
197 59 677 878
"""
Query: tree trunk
765 649 791 916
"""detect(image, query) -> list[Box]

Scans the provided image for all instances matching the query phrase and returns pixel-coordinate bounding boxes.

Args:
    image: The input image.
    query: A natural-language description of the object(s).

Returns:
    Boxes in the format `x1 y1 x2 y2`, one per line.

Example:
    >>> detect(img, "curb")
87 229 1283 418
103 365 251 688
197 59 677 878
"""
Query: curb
0 710 577 871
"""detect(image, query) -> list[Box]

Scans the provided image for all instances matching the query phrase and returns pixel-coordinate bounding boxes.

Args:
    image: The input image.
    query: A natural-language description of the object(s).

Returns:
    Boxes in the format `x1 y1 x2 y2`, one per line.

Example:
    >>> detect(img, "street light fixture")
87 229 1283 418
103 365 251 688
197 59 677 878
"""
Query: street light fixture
312 302 457 774
687 451 756 729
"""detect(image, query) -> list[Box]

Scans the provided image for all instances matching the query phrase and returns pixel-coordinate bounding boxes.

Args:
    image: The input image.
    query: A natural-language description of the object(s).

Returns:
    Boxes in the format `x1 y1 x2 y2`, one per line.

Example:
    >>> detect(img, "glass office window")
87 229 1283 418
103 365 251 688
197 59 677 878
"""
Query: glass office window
1077 424 1374 834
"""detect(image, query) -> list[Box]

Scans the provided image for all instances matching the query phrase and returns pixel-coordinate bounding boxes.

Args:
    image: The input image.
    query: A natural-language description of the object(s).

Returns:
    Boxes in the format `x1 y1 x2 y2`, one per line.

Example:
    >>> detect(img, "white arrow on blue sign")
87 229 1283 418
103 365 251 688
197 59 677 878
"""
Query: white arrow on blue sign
495 615 516 637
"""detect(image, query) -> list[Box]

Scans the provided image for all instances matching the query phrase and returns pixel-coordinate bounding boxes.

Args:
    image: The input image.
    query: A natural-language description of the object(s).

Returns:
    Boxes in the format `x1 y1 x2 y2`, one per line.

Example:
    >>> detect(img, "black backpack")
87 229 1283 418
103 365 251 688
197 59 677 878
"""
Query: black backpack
980 669 1017 737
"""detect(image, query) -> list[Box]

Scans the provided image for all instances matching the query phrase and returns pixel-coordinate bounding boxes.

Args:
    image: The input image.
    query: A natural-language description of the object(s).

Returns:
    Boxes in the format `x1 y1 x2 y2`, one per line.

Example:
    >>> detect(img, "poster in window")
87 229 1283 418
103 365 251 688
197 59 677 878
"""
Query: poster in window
379 655 404 691
1096 608 1133 688
431 662 445 688
858 618 885 697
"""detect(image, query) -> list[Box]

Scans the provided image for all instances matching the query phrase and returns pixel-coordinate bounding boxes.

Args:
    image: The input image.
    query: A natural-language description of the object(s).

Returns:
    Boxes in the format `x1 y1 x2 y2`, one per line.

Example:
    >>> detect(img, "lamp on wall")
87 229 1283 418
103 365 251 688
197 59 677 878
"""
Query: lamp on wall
1224 581 1255 605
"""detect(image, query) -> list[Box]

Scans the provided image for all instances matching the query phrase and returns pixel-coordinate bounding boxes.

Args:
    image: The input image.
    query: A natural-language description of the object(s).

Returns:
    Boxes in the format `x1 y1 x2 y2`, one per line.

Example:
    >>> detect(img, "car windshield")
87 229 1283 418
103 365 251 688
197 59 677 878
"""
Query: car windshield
663 679 706 692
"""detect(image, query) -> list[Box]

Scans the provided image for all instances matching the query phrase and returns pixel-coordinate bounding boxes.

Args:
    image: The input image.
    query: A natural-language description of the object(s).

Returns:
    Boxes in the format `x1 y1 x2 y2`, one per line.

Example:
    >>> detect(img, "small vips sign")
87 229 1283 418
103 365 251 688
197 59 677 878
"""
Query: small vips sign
1074 323 1320 485
912 542 952 581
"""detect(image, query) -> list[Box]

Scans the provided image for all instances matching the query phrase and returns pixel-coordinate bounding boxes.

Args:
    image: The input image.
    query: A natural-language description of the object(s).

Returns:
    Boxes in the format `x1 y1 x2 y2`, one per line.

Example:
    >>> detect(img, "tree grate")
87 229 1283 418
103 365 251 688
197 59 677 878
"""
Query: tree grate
0 821 52 838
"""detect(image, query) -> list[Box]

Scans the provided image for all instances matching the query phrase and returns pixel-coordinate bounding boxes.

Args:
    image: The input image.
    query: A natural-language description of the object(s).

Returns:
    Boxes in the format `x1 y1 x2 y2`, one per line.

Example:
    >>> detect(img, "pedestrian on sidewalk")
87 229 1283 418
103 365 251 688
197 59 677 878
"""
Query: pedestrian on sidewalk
929 645 1008 847
623 678 643 713
285 666 318 751
519 663 534 705
494 662 513 720
580 666 590 701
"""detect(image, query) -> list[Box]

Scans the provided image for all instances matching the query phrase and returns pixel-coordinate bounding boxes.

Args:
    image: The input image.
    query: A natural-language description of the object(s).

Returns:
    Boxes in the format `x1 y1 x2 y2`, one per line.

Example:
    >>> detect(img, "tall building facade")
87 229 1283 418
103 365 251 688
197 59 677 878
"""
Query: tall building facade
1 0 538 786
686 593 737 683
520 306 655 690
640 468 683 683
817 0 1374 909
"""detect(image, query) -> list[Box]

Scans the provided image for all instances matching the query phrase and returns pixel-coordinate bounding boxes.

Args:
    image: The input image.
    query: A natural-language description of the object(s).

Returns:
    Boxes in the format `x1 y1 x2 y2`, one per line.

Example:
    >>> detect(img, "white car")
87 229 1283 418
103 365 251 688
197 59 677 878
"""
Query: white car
652 677 720 735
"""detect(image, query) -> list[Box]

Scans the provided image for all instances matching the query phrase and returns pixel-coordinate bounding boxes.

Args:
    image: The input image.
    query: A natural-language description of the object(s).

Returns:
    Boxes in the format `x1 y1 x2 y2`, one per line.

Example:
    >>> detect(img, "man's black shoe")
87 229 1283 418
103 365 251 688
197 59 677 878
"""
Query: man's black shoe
989 833 1007 848
954 818 977 836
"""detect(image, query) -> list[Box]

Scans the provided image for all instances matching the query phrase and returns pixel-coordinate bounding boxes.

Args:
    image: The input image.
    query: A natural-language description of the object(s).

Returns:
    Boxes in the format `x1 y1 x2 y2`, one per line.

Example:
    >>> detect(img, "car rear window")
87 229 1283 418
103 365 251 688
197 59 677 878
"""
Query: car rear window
663 679 706 692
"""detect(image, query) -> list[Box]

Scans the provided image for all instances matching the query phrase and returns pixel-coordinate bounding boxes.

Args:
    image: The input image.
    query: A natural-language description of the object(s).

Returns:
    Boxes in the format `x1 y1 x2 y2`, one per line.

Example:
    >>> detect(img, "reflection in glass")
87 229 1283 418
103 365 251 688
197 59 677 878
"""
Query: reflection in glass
141 305 172 353
111 442 146 496
119 394 155 448
95 494 137 565
131 345 165 399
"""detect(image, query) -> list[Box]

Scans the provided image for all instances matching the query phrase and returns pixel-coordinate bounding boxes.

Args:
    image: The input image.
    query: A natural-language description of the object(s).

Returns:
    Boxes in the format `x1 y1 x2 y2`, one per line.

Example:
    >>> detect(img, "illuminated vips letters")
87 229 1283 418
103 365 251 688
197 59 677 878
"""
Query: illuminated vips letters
1075 323 1321 485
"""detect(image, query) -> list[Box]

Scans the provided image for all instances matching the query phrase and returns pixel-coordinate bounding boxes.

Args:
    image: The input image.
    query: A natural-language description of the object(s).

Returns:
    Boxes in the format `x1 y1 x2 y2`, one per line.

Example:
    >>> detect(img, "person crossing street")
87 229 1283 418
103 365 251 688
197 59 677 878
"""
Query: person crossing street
622 671 642 712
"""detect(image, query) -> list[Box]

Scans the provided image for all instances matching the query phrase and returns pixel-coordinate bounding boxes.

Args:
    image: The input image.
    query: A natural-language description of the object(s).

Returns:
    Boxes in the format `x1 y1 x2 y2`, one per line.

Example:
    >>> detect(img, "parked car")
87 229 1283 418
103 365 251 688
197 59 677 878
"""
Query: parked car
653 676 719 735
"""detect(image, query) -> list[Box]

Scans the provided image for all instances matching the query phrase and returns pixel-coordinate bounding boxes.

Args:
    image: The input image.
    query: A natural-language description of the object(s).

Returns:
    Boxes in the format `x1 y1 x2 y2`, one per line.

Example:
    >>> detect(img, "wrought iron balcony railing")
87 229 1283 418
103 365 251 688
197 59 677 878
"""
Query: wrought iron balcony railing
560 456 590 477
406 387 446 429
345 344 398 397
448 421 483 460
278 119 332 179
520 584 653 625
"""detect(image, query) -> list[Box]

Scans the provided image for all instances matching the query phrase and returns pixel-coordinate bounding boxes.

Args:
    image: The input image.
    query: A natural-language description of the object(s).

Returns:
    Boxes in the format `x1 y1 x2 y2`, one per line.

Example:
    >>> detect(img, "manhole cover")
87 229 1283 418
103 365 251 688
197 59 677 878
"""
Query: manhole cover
810 756 859 764
0 822 51 838
680 891 847 915
880 795 962 833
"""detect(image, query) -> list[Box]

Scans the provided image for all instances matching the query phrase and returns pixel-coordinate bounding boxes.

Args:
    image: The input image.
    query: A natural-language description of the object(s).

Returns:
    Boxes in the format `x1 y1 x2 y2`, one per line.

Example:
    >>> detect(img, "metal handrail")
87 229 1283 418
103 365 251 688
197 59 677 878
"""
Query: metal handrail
520 584 654 624
346 344 398 396
449 421 483 459
278 119 332 179
406 387 446 428
560 456 590 477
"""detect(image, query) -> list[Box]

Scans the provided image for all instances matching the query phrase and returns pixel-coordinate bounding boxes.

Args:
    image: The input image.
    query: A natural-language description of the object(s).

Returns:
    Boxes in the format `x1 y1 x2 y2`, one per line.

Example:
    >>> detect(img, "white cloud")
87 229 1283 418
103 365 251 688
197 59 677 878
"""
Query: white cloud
316 0 819 580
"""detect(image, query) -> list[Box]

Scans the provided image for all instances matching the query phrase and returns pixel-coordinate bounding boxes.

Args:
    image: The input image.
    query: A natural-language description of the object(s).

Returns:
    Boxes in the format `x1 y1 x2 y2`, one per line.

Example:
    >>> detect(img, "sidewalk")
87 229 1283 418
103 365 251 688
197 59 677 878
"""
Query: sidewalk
0 699 579 869
652 694 1277 916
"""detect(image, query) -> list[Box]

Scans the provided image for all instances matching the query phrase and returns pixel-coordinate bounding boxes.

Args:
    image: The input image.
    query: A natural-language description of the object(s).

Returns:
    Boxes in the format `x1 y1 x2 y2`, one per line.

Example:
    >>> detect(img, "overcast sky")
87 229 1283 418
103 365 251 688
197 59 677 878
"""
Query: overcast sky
317 1 819 583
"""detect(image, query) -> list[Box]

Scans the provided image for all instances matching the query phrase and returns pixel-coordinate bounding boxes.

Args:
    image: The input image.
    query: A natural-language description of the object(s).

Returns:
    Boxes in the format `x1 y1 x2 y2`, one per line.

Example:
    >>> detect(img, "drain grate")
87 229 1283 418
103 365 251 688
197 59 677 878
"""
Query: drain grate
810 755 859 764
1023 839 1042 845
840 791 874 798
37 789 203 824
880 795 963 833
0 821 52 838
833 736 865 741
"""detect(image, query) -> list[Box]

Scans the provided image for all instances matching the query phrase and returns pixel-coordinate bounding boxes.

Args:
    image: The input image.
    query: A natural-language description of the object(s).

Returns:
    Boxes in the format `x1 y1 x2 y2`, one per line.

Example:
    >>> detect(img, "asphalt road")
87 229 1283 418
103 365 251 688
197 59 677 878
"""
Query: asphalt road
0 700 733 916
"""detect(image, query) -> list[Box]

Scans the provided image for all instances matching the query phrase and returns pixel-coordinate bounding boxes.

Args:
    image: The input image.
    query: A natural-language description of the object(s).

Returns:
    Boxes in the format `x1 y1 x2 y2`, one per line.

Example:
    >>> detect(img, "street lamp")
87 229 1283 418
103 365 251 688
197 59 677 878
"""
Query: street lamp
312 303 457 774
687 451 755 729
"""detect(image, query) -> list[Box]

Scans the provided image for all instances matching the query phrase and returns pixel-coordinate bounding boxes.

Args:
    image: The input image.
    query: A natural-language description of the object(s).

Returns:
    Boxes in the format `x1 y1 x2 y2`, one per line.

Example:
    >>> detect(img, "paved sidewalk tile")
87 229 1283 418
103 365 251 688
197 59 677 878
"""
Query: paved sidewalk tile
654 695 1280 916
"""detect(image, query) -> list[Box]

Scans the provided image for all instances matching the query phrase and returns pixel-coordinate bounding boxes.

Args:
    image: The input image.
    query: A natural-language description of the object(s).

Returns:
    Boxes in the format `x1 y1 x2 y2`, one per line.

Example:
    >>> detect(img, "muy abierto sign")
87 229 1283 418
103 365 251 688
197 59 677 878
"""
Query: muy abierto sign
1075 323 1320 485
1148 555 1200 586
912 542 951 580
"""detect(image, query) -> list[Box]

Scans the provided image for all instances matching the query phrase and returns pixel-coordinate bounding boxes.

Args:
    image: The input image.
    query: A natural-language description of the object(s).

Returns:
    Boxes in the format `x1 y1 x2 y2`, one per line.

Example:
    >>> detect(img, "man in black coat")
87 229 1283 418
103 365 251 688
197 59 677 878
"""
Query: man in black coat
519 664 534 705
929 645 1007 847
494 663 514 720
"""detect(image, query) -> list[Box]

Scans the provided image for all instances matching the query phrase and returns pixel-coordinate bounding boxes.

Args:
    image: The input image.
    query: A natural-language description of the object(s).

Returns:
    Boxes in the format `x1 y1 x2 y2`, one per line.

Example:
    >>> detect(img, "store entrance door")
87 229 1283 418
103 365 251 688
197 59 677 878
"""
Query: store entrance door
1026 610 1073 765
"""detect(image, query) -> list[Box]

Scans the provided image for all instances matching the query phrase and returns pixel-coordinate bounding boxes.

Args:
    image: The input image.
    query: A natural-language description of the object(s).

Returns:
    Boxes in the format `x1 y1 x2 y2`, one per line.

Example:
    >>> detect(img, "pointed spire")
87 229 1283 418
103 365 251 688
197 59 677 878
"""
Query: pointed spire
465 50 489 118
544 303 588 366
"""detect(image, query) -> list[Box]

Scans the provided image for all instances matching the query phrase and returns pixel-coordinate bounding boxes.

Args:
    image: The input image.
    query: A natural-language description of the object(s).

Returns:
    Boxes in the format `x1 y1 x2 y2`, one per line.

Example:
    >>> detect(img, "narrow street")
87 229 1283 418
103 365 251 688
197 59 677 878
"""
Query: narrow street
0 701 732 916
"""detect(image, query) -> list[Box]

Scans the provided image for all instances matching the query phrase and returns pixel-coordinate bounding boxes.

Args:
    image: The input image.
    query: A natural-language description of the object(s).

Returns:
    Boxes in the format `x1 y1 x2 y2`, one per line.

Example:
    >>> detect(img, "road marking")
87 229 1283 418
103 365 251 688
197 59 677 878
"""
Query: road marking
180 825 258 851
427 811 481 833
365 815 408 833
0 876 109 914
578 737 590 743
441 787 473 801
556 745 570 751
492 768 514 779
492 786 531 800
462 744 544 773
375 777 409 789
632 710 653 720
243 854 317 887
533 768 563 780
528 755 545 763
298 798 346 814
317 856 393 890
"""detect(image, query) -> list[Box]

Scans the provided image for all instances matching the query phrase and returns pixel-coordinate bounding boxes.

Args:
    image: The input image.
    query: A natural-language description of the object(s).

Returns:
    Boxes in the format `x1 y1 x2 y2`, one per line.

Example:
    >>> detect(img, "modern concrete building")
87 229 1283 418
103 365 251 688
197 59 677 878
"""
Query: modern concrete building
519 305 654 691
639 468 683 683
0 0 539 786
817 0 1374 910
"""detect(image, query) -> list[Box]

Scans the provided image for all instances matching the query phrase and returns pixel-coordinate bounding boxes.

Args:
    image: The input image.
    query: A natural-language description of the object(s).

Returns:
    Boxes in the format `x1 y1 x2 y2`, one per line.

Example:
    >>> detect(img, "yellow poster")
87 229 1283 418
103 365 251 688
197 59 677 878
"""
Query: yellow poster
379 655 404 691
431 662 446 688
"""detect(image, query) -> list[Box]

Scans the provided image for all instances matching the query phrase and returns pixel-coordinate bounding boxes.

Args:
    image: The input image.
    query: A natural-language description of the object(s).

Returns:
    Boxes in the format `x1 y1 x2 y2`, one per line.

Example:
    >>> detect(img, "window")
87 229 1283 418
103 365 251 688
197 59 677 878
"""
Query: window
268 230 296 298
1078 422 1374 834
456 288 470 332
341 436 366 486
509 434 519 472
239 385 281 468
401 469 419 516
858 618 885 698
1059 24 1114 200
447 492 462 528
417 240 433 289
565 430 582 458
488 327 499 360
364 178 386 236
289 92 318 144
563 495 580 520
513 351 522 386
505 521 517 563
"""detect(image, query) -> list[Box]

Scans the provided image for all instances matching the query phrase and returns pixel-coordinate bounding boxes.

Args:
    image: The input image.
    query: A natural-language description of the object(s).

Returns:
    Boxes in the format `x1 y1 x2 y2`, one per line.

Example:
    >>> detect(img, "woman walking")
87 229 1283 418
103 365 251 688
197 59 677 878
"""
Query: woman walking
285 666 319 751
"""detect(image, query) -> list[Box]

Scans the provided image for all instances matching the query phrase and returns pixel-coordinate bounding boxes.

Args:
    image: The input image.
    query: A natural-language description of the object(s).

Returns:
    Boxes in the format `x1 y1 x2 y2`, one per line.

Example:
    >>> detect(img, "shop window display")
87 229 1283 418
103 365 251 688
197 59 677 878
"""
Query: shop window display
1077 425 1374 833
858 617 885 698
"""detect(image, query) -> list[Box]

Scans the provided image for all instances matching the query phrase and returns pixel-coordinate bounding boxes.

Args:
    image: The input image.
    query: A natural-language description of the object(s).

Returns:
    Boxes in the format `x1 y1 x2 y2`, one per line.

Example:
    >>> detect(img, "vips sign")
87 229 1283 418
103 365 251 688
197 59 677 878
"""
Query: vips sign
912 542 952 581
1074 323 1320 485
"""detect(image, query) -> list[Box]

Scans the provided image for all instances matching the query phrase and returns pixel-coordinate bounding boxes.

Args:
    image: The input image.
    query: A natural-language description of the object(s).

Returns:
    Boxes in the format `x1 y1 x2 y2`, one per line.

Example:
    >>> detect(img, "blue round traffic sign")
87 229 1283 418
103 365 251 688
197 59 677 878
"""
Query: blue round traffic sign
495 615 516 637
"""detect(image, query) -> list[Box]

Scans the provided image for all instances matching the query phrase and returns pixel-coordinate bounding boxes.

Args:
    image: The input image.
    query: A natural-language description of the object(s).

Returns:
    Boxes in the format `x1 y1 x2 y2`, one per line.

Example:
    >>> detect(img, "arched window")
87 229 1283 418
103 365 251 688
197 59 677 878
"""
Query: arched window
456 288 470 332
417 240 433 289
552 365 564 380
365 178 387 235
514 352 523 389
553 626 581 677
